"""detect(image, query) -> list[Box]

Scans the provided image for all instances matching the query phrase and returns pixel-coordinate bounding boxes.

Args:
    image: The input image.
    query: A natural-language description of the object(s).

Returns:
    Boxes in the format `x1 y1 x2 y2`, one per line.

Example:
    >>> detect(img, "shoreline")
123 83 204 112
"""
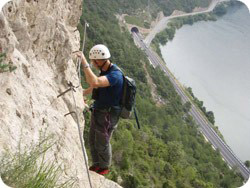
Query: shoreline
150 0 237 61
159 3 250 162
148 1 239 149
144 0 230 45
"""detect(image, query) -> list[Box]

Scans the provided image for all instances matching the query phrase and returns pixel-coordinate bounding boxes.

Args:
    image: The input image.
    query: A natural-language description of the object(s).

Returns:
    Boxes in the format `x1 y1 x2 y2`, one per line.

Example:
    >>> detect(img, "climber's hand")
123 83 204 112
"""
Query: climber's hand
83 87 93 96
73 51 88 65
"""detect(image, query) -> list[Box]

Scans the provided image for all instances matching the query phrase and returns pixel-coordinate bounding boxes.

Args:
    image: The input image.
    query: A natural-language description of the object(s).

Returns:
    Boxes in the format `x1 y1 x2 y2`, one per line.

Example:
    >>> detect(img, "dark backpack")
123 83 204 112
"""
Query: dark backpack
112 66 140 129
120 76 136 119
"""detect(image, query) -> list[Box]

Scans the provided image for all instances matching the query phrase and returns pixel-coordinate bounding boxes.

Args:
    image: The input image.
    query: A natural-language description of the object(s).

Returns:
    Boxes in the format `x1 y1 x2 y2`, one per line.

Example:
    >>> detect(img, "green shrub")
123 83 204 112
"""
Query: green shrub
0 135 75 188
122 174 140 188
0 53 17 73
213 4 227 16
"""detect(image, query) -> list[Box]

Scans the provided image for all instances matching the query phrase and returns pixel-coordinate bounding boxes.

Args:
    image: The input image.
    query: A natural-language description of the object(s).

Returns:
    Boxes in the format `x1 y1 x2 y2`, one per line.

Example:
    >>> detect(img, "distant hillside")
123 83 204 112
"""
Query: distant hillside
110 0 211 16
79 0 244 187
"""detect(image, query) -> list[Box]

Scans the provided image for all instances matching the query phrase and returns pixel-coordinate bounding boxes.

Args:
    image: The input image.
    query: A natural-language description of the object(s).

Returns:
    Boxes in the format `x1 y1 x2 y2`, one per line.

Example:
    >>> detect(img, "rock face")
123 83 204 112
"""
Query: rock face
0 0 121 187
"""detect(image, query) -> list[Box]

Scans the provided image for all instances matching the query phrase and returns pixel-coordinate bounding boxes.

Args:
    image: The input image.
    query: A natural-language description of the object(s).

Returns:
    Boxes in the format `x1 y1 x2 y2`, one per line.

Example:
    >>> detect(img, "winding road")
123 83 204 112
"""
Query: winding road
133 31 250 181
131 0 250 181
144 0 230 46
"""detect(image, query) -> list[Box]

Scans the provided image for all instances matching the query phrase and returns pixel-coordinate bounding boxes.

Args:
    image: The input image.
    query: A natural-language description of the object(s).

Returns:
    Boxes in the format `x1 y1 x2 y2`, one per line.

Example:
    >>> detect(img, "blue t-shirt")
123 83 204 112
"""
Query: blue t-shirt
94 64 123 108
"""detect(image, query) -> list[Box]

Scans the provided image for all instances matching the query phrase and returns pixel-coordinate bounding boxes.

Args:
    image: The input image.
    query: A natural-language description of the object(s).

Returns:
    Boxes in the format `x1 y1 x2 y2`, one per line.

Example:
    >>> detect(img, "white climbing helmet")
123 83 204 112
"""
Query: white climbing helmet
89 44 111 60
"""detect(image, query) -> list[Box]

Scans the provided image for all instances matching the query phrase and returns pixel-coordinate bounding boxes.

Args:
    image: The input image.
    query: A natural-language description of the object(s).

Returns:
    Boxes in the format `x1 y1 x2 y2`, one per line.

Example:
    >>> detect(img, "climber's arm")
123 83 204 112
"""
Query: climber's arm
83 87 93 96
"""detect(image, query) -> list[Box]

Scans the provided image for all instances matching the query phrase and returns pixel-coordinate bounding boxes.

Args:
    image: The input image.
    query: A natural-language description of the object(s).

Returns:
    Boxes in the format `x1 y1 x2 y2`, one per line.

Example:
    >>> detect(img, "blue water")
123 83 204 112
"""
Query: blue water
160 3 250 161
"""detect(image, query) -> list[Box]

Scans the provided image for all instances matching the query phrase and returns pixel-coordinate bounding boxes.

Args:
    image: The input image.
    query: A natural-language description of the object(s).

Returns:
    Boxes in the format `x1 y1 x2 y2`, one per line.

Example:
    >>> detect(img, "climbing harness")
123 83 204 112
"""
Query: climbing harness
57 82 93 188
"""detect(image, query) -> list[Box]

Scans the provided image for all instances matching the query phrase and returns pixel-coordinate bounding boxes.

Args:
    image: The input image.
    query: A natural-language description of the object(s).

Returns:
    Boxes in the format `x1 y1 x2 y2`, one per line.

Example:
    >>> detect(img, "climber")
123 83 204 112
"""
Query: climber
74 44 123 175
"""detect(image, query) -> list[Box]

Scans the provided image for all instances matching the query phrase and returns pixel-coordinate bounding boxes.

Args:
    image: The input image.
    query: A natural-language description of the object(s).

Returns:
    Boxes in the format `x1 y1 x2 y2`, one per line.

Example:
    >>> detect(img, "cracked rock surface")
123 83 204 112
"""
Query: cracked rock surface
0 0 121 187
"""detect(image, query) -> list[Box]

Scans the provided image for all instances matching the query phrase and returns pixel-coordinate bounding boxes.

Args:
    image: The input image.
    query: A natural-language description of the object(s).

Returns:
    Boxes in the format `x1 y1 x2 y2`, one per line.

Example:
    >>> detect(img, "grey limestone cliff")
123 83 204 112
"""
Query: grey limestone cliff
0 0 121 187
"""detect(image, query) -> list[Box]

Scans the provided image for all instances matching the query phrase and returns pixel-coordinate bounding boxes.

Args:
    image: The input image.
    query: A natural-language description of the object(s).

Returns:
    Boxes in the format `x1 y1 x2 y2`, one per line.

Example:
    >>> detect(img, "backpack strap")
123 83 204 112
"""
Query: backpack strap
109 64 123 74
133 106 140 129
121 75 127 106
107 65 126 105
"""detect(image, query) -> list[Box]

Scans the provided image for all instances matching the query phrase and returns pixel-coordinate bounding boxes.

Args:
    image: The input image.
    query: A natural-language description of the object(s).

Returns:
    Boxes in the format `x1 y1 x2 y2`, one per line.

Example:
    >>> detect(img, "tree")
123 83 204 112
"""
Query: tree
162 180 175 188
167 141 184 164
164 162 175 176
165 27 175 41
213 4 227 16
245 160 250 168
183 101 191 113
122 174 140 188
206 111 215 125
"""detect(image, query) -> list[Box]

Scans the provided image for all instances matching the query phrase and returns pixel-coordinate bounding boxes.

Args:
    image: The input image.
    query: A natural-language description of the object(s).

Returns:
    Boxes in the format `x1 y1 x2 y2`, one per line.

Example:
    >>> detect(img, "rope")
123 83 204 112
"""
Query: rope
77 20 88 87
71 88 93 188
58 20 92 187
76 20 92 188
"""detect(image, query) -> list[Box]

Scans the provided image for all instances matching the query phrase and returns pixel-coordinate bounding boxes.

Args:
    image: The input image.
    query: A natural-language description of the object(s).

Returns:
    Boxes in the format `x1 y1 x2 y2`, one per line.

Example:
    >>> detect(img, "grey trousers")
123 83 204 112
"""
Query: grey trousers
89 107 120 168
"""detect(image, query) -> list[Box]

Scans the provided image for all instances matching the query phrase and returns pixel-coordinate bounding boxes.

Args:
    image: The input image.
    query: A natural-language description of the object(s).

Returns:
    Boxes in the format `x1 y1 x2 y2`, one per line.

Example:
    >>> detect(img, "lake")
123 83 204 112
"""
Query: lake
160 2 250 161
